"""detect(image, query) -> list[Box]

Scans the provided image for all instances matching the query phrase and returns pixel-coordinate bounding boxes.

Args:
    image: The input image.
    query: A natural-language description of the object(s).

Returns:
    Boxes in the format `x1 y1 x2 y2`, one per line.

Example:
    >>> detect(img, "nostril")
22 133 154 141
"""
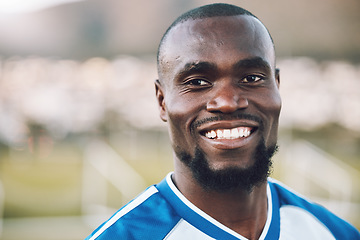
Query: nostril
206 95 248 113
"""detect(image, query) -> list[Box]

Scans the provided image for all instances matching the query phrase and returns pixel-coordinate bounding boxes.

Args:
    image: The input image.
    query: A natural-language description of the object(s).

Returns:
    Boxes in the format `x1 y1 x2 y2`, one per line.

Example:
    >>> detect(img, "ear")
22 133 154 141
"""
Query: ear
155 79 167 122
275 68 280 89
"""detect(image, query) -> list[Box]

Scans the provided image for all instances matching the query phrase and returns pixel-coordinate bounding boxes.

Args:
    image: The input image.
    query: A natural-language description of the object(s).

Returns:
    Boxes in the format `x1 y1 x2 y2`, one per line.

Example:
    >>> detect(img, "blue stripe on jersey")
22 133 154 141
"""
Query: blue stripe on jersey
269 180 360 240
86 186 181 240
263 182 280 240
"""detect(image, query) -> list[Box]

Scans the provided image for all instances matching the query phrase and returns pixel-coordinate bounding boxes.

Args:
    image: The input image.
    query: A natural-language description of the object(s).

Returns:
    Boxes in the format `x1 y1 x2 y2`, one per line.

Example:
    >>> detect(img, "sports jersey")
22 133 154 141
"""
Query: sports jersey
85 172 360 240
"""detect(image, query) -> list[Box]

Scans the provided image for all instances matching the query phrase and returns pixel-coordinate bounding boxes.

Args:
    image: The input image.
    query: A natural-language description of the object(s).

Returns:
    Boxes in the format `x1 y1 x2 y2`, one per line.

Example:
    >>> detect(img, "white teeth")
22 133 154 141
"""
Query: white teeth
223 129 231 138
205 130 217 139
216 130 223 139
239 128 244 137
230 128 239 139
205 127 252 139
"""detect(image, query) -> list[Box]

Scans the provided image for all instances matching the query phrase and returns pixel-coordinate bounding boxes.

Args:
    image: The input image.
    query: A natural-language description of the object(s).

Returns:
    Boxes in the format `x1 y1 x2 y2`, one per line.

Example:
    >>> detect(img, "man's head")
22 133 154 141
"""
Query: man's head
155 3 281 192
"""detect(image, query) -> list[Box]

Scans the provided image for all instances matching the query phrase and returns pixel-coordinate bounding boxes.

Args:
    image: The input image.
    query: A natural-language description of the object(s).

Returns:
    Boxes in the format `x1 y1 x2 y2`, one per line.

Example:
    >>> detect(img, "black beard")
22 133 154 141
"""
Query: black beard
177 139 278 193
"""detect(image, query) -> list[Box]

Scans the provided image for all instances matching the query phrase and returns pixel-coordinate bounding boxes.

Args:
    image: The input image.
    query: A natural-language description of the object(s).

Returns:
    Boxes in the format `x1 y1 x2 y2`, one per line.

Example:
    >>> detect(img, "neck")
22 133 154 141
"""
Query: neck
173 166 268 240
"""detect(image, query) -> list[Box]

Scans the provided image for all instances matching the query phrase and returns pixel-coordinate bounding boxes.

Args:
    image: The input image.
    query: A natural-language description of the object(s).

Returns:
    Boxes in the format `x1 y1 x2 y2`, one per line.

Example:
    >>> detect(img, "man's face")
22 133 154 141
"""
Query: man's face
156 15 281 189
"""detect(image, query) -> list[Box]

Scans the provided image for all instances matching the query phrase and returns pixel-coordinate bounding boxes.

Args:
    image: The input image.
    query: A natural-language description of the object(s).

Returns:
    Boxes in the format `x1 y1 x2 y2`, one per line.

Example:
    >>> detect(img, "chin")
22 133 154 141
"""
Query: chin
177 138 278 192
212 150 257 169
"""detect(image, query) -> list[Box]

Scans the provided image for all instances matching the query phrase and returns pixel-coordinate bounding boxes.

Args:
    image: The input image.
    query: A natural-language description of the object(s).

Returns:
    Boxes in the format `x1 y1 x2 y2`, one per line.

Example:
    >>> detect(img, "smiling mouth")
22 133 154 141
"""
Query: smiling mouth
202 127 255 140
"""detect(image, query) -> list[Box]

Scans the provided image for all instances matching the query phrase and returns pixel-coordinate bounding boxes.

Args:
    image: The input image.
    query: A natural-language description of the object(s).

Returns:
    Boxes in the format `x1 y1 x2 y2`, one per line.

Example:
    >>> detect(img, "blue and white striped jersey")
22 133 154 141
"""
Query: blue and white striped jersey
85 173 360 240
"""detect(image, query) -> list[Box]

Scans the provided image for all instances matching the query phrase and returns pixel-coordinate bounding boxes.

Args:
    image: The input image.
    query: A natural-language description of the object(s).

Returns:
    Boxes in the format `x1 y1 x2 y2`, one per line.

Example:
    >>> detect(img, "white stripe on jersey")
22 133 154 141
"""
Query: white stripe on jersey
88 186 159 240
279 205 336 240
164 218 215 240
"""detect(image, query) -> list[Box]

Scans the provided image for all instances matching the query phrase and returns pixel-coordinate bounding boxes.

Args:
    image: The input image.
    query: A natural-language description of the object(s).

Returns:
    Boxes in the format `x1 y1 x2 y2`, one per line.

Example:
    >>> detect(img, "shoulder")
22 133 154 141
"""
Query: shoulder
268 178 360 240
85 185 181 240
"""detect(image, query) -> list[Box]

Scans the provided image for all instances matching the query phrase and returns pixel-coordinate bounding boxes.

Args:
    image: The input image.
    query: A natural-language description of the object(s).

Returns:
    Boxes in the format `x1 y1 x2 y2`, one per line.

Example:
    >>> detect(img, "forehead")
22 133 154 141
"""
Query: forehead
158 15 275 81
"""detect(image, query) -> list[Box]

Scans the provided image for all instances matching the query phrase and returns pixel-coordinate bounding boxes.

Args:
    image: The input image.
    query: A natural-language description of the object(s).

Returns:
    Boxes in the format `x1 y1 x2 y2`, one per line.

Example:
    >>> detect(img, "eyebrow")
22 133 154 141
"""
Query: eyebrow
233 57 271 72
176 57 272 79
176 61 217 78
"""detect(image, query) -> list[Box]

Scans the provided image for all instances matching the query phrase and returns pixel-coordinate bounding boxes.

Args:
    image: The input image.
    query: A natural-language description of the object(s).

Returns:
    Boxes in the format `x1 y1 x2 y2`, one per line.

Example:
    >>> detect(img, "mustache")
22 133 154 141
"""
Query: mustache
191 113 264 132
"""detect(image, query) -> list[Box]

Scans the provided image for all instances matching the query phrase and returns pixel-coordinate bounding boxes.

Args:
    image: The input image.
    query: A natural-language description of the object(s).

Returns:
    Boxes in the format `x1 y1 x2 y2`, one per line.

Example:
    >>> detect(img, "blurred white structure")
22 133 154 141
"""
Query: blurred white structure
82 139 147 227
281 139 360 223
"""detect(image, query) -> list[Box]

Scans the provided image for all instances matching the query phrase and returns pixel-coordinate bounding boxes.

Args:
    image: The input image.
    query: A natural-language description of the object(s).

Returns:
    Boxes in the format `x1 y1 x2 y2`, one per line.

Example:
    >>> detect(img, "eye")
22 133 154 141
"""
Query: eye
185 78 211 87
242 75 264 83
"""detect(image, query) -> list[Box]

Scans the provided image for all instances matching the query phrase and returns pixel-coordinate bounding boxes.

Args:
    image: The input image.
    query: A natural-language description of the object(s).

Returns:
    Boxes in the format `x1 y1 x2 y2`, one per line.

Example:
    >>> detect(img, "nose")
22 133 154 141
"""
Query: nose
206 82 248 113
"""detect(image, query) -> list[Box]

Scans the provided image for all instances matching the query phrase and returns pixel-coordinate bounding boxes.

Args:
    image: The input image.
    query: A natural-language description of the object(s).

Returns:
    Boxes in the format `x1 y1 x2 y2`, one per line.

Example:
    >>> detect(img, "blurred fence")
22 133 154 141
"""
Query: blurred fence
279 139 360 224
82 138 147 227
0 135 359 239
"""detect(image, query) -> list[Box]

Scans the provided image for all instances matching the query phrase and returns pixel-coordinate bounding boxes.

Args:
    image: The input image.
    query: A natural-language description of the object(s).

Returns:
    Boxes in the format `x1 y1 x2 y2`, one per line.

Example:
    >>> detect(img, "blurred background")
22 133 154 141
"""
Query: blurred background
0 0 359 239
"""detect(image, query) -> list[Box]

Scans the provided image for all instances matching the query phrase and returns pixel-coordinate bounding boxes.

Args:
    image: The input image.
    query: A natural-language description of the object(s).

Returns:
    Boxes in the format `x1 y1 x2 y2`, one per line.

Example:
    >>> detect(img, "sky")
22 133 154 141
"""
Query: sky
0 0 86 14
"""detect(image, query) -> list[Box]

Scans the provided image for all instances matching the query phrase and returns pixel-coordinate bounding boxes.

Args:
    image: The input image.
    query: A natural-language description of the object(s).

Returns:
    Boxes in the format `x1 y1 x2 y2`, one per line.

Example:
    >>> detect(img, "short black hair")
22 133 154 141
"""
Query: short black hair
157 3 272 65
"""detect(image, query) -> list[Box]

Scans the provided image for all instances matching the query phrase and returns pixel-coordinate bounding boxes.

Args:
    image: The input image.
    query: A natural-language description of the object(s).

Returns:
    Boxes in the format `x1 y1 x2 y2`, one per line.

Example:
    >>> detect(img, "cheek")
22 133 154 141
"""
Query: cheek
267 92 282 120
253 89 281 144
264 92 282 144
165 94 202 148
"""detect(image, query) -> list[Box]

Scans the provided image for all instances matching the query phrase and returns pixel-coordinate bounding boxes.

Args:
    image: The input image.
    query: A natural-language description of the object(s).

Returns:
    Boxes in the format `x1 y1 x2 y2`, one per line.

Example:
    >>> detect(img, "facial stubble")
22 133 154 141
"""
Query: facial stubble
177 138 278 193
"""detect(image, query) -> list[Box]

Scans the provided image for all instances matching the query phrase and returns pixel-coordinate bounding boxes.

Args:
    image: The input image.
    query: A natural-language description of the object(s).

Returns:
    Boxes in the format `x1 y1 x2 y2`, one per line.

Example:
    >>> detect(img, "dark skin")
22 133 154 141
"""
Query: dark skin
155 15 281 240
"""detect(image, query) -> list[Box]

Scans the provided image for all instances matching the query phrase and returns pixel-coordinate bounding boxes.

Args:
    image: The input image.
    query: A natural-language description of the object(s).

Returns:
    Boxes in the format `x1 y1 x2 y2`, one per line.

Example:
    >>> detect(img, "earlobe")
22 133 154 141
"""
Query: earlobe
155 79 168 122
275 68 280 88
